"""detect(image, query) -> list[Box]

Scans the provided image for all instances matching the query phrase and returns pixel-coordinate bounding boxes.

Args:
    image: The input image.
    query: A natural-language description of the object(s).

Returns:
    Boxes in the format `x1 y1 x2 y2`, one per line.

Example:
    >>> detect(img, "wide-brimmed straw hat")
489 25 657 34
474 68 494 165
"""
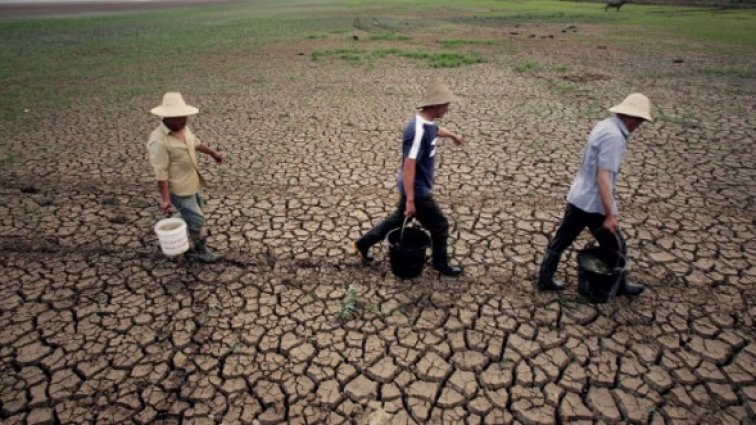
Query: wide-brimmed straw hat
150 92 199 117
608 93 653 122
417 78 458 109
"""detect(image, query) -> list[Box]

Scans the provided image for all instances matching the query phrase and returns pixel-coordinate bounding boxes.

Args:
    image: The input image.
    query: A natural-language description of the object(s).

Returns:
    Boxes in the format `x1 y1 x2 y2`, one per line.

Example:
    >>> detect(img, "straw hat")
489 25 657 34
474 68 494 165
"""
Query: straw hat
150 92 199 117
608 93 653 122
417 78 458 109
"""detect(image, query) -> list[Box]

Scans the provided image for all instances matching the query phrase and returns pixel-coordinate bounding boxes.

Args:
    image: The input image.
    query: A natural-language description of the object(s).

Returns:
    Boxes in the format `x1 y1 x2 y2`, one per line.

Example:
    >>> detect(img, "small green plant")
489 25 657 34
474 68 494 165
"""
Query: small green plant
208 300 222 315
338 284 360 321
553 65 568 73
513 61 543 73
339 52 362 61
4 153 17 165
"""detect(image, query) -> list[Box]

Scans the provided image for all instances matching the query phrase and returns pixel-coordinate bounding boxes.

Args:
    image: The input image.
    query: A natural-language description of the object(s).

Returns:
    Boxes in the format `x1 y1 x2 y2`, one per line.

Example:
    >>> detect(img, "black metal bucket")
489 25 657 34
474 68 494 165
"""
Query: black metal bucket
386 218 430 279
577 240 626 303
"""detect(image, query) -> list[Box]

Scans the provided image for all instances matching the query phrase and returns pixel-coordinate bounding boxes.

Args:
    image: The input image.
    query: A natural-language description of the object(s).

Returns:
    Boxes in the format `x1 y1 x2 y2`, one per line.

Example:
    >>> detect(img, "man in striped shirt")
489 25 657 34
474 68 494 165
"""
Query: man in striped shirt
354 79 466 277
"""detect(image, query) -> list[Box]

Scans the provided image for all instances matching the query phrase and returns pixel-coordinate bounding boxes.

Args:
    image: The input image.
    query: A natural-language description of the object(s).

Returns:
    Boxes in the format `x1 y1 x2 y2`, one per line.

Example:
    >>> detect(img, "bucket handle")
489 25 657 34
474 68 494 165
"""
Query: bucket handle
400 216 412 245
589 227 625 270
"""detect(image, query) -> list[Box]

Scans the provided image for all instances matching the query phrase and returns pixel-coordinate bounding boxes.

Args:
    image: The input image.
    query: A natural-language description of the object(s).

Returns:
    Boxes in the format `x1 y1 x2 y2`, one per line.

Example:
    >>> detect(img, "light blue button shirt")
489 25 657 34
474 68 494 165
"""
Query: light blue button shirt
566 116 629 215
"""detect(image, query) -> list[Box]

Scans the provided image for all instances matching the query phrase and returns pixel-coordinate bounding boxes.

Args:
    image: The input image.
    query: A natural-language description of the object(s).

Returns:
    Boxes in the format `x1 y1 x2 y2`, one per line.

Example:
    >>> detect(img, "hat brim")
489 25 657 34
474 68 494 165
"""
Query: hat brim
150 105 199 118
608 105 653 122
417 94 458 109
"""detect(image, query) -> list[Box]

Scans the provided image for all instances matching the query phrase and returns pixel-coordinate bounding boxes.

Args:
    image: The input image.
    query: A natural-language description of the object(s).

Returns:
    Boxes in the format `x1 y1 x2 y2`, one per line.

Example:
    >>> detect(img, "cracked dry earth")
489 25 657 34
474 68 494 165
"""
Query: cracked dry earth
1 24 755 425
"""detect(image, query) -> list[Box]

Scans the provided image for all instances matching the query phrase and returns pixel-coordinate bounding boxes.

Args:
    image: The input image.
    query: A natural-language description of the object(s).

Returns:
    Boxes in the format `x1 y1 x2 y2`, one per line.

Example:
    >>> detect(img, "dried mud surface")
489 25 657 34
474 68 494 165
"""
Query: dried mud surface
0 22 754 424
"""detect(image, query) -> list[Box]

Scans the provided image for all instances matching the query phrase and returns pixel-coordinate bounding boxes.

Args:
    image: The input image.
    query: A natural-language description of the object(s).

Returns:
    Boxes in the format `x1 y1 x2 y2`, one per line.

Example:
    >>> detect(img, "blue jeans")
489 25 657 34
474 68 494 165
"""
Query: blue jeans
170 192 205 235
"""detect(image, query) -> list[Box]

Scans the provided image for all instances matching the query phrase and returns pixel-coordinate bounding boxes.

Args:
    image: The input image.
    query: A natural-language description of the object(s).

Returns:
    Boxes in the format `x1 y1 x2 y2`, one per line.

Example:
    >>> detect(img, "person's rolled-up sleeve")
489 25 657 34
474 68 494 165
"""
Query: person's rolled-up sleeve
147 138 170 180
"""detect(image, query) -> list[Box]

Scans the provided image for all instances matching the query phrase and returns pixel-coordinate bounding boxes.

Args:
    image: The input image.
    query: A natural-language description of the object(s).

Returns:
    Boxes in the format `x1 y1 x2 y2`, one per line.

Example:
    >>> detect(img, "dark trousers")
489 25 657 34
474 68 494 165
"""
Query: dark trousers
358 194 450 267
547 203 626 263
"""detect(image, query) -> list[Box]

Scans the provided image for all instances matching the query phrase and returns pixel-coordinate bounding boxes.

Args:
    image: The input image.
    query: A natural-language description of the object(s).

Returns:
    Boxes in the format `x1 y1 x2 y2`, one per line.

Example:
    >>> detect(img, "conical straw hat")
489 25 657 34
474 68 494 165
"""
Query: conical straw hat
150 92 199 117
608 93 653 122
417 78 458 109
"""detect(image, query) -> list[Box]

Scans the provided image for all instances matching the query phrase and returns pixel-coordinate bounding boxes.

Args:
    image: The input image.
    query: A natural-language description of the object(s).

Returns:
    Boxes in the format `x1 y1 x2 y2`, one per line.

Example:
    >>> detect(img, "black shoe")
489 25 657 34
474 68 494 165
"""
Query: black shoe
618 280 645 296
352 240 374 264
536 249 565 291
434 264 463 277
536 278 566 291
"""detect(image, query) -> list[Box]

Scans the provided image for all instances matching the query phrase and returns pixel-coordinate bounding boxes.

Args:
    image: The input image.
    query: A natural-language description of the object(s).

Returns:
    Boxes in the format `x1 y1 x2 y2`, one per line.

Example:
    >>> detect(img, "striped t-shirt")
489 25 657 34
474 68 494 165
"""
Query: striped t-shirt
396 115 439 198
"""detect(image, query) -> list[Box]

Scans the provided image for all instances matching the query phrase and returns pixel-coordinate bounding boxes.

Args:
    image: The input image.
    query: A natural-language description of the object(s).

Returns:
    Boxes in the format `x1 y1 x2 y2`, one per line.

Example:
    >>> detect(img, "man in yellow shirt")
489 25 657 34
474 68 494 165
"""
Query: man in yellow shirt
147 92 224 262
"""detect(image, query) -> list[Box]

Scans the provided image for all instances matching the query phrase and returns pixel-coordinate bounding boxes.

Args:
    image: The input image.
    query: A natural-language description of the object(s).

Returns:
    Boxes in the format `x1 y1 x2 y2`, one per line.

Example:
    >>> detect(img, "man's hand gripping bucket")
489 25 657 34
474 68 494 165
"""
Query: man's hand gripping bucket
154 217 190 257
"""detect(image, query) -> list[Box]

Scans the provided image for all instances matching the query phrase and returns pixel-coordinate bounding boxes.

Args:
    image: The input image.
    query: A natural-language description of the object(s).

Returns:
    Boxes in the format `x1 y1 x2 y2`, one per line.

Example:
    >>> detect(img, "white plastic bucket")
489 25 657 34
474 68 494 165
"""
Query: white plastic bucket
154 217 189 256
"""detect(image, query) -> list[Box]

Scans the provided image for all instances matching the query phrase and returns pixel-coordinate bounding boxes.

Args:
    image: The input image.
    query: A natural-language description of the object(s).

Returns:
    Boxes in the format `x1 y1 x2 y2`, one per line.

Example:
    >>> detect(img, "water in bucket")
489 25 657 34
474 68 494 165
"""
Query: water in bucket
577 246 625 303
154 217 189 256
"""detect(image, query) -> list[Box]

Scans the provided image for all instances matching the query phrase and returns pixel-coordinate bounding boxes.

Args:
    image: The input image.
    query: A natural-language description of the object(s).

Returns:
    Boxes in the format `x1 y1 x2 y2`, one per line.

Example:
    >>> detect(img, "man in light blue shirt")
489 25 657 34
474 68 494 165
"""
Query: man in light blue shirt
536 93 653 296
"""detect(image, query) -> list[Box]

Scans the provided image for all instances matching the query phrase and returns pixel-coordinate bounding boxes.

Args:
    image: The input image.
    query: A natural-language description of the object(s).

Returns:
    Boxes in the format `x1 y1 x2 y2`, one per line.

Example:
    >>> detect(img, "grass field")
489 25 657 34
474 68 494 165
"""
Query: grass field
0 0 754 124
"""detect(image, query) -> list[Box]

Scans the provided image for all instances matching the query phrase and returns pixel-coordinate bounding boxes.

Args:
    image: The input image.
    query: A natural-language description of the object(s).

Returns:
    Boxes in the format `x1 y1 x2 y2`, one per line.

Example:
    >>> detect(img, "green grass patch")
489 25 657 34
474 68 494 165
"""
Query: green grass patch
426 52 483 68
438 38 497 48
553 65 568 73
513 61 543 74
314 48 483 68
339 52 363 61
366 32 411 41
371 47 401 57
